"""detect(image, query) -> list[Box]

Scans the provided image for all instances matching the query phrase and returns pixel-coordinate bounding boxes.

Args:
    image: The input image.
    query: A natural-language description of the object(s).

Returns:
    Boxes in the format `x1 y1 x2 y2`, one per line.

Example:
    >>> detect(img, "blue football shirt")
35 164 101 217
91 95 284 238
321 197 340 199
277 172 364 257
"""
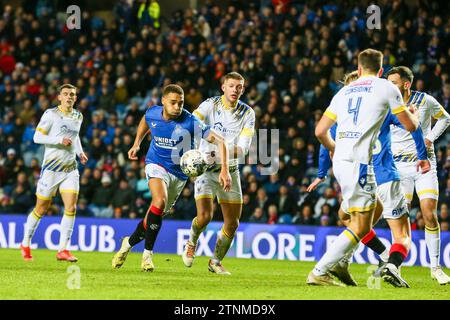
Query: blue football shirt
144 105 211 180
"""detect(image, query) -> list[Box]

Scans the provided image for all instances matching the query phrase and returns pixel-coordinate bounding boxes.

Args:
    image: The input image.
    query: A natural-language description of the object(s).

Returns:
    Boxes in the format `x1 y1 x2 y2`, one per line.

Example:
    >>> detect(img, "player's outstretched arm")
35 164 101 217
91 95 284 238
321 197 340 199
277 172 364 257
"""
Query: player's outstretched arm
34 129 71 146
128 116 150 160
205 130 232 192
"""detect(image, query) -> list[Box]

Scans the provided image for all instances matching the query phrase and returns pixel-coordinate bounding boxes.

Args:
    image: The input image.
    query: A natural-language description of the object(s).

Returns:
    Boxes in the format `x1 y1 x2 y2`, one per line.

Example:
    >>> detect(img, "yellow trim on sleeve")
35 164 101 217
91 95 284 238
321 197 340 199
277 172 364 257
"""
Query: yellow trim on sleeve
36 127 48 135
417 189 438 196
324 110 337 121
193 110 205 121
432 107 444 120
239 127 254 137
391 105 406 115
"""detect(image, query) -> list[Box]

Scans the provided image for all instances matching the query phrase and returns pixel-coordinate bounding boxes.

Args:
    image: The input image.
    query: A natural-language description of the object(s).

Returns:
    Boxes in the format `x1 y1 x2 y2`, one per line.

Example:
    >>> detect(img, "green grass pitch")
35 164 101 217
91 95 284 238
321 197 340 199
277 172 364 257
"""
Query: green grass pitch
0 248 448 300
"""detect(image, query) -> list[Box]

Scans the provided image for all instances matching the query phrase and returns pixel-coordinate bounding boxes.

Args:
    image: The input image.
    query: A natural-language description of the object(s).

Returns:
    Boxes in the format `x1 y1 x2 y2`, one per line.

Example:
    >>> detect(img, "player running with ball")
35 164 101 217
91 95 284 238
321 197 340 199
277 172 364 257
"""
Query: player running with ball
112 84 231 272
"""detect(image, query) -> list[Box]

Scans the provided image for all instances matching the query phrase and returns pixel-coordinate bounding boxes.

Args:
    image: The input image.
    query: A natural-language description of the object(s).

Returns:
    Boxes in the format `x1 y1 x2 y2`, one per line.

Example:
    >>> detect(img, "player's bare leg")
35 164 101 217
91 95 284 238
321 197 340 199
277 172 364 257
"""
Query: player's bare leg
207 202 241 275
331 199 387 285
56 191 78 262
20 197 52 261
421 198 450 284
380 215 411 288
308 207 374 287
183 197 213 267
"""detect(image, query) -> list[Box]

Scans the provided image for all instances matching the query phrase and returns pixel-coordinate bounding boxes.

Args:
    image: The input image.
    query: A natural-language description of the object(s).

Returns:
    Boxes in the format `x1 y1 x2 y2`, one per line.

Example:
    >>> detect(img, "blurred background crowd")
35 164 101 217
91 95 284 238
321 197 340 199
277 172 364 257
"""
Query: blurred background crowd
0 0 449 231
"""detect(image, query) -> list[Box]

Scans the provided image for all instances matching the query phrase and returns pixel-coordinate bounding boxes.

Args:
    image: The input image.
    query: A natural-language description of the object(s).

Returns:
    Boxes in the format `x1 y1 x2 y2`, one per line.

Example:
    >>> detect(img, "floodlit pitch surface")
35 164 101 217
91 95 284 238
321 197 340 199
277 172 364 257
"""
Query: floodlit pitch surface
1 249 448 300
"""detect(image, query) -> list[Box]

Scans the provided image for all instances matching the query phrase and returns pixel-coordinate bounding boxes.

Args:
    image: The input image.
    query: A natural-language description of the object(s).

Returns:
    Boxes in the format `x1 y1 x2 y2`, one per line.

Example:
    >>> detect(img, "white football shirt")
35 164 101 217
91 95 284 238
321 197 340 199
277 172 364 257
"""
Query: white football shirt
391 91 450 163
193 95 255 168
36 106 83 172
325 76 406 164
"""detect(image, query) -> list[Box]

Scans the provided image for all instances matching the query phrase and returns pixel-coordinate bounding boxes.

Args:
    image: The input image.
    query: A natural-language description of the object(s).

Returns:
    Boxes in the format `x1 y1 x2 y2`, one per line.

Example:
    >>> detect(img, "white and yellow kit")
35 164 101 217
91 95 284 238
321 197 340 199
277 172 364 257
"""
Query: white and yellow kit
193 96 255 204
324 76 406 214
391 91 450 202
34 106 84 200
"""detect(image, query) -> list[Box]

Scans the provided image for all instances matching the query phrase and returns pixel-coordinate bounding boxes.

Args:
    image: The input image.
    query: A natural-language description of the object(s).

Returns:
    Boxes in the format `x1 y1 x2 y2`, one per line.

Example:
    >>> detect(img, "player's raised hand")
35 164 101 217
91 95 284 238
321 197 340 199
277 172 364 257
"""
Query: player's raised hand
79 152 88 165
62 137 72 146
307 177 324 192
219 170 232 192
416 159 431 174
128 145 140 160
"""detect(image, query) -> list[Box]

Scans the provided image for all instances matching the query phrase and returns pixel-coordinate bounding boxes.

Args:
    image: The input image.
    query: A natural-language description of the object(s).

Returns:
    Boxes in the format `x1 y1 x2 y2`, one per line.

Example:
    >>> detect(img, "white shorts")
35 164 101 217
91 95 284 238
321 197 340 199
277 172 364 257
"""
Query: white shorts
36 169 80 200
333 160 377 215
194 169 242 205
145 164 186 214
395 161 439 203
377 180 409 219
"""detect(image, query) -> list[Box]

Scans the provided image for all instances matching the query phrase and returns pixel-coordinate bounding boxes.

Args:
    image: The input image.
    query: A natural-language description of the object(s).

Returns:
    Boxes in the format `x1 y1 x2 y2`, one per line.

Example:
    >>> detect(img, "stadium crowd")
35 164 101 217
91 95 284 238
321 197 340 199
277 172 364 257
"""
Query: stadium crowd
0 0 449 231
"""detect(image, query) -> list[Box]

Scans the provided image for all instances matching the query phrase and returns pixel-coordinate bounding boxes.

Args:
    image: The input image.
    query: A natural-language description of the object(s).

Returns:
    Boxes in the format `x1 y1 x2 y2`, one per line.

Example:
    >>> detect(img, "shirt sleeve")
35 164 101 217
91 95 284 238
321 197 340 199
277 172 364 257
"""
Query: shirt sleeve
427 95 450 142
192 114 211 140
36 110 53 135
74 136 84 156
324 94 339 121
386 82 406 114
237 108 256 155
192 99 211 122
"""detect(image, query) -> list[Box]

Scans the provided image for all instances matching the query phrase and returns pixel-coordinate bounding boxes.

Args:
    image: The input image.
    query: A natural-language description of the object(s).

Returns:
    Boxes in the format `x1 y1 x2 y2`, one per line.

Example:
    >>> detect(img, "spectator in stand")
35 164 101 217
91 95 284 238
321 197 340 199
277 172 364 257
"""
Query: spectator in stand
249 207 267 224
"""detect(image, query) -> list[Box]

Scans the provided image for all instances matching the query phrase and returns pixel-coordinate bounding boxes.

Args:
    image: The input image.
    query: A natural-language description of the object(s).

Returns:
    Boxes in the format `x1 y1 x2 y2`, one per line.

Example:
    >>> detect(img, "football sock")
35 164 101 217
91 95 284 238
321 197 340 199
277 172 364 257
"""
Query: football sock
361 229 389 262
128 220 146 247
313 228 360 276
340 244 358 264
425 225 440 268
59 210 76 251
388 243 408 268
144 205 163 251
212 227 234 263
22 208 42 247
189 217 206 245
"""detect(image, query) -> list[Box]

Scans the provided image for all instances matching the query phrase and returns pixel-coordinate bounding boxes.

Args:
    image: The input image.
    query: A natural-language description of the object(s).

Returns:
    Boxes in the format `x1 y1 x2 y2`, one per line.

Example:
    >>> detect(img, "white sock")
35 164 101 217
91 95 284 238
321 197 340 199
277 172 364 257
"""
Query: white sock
425 225 440 268
340 243 358 264
59 211 76 252
189 217 206 245
379 248 390 262
313 228 360 276
143 249 153 257
22 209 42 247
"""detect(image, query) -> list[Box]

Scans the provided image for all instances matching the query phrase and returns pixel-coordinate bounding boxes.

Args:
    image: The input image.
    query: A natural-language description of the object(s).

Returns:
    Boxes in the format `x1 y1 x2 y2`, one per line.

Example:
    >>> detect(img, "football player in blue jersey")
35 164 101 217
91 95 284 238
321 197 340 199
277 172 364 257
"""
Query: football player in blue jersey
112 84 231 271
308 71 430 287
